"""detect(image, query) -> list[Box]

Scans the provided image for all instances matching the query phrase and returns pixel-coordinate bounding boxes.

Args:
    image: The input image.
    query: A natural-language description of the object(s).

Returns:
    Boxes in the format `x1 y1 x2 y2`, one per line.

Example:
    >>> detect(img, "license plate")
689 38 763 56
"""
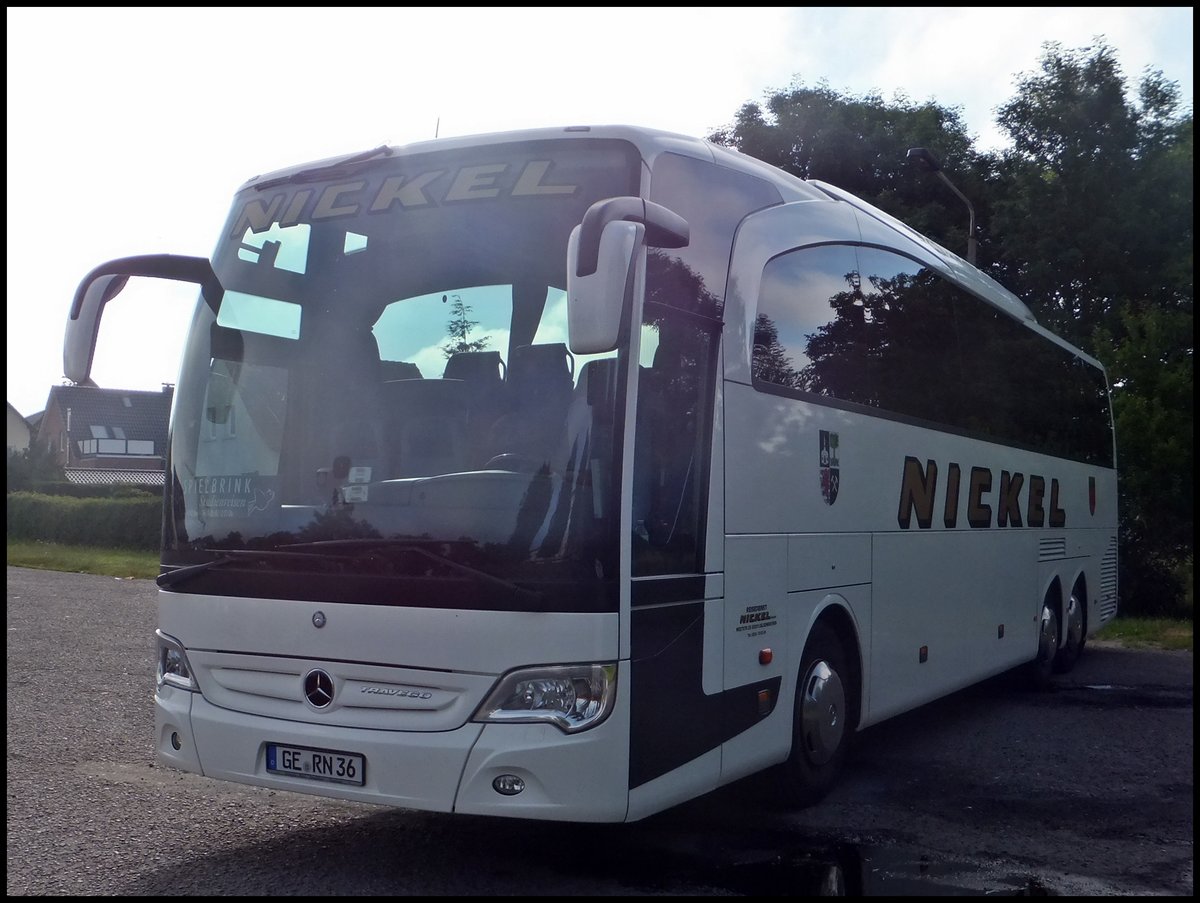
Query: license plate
266 743 366 786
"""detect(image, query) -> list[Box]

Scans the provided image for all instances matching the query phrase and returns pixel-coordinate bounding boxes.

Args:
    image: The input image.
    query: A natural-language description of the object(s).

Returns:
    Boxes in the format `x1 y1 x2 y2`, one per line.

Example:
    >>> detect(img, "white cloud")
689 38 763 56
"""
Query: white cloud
5 6 1191 417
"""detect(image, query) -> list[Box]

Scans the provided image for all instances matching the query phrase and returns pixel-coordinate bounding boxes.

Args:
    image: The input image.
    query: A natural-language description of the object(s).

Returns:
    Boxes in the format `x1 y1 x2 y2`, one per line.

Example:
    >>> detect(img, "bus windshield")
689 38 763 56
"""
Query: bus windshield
164 139 642 612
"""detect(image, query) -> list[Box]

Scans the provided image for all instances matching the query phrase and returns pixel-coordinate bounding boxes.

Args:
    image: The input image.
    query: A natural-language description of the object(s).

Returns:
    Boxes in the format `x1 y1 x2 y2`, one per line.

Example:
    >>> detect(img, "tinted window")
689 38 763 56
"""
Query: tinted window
631 155 779 576
649 153 781 312
753 244 1113 466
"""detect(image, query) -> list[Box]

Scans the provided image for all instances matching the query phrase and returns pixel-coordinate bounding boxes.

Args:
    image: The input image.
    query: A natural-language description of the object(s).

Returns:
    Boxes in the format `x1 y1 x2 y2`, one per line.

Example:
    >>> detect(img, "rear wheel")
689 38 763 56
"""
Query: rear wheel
780 621 855 807
1027 597 1059 691
1053 586 1086 673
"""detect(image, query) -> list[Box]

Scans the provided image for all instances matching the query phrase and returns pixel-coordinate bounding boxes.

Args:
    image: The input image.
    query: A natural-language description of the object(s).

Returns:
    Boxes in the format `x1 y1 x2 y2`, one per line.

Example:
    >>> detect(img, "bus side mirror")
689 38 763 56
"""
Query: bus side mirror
566 220 640 355
64 254 222 385
566 197 688 355
64 273 128 386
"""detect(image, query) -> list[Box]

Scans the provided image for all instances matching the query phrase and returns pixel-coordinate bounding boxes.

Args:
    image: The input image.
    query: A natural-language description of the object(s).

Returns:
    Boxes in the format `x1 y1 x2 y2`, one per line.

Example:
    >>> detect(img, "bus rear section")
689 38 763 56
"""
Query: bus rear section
719 190 1118 743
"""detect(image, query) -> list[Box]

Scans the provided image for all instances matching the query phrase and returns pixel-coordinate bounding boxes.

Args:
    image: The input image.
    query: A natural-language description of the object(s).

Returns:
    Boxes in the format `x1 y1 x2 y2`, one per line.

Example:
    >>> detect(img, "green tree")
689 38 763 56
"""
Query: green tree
989 40 1193 616
751 313 802 388
1092 303 1193 616
988 40 1191 346
6 444 65 494
709 80 987 262
715 43 1193 617
441 294 489 359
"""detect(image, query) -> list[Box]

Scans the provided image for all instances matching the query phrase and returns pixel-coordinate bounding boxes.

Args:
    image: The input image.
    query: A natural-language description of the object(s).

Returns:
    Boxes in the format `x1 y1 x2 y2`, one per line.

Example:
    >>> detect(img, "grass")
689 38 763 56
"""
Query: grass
7 539 159 579
6 538 1193 652
1094 616 1193 652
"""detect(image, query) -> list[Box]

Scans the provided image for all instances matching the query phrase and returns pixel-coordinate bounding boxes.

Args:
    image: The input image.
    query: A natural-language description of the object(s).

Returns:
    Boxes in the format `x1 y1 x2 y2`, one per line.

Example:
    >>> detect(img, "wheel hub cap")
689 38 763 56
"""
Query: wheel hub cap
801 660 846 765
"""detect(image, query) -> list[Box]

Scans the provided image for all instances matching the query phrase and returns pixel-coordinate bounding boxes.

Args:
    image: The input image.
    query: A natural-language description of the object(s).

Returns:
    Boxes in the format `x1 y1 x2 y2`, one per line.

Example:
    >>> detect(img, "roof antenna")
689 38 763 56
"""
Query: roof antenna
435 117 440 138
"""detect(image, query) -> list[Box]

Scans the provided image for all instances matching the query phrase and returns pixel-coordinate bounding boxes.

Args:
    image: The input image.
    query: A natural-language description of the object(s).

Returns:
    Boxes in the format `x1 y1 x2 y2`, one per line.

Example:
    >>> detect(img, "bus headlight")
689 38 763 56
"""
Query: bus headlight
156 630 198 691
473 663 617 733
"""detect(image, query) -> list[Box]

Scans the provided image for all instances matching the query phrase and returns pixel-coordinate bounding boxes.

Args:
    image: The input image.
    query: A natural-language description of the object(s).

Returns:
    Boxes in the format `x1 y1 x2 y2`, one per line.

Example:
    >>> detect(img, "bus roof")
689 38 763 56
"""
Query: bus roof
238 124 1095 361
238 124 829 201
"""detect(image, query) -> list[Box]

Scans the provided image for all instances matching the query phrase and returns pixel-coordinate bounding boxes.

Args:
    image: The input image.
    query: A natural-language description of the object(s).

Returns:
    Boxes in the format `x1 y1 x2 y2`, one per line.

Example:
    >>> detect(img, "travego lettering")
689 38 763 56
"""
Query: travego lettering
897 456 1066 530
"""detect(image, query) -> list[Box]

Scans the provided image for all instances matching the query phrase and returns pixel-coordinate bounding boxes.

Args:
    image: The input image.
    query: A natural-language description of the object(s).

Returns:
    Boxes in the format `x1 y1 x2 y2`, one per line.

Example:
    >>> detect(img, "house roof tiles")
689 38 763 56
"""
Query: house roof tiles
46 385 173 447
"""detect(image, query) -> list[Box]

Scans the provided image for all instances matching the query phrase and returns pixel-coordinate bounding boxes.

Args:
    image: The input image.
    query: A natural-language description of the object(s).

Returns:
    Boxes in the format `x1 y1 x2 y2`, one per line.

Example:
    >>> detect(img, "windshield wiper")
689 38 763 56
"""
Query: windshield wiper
280 539 544 603
160 540 544 603
156 547 344 589
157 556 239 588
253 145 394 190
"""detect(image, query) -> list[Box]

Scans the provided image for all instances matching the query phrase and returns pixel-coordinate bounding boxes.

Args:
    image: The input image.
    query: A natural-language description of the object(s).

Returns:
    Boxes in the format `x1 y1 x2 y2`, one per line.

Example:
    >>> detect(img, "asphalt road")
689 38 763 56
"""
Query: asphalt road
6 566 1193 896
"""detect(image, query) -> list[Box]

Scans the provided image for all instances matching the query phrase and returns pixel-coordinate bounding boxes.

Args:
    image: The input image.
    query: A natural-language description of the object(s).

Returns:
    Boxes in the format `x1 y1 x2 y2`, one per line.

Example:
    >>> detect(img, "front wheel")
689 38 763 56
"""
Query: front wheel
779 621 856 808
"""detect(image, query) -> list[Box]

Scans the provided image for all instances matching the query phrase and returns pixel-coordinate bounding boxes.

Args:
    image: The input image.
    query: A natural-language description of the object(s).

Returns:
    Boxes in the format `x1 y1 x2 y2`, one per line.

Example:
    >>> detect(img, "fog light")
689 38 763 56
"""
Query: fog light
171 732 182 751
492 774 525 796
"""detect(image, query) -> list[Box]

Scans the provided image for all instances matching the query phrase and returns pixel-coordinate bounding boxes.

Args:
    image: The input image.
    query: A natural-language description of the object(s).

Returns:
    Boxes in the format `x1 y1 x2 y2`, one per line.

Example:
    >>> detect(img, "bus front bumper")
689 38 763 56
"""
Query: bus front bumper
155 681 631 822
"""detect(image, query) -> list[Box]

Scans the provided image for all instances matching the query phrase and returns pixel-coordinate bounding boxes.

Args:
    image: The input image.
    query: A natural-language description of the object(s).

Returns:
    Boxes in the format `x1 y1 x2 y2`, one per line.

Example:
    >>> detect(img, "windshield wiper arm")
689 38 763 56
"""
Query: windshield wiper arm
157 556 238 588
156 548 338 589
253 145 394 190
280 539 543 602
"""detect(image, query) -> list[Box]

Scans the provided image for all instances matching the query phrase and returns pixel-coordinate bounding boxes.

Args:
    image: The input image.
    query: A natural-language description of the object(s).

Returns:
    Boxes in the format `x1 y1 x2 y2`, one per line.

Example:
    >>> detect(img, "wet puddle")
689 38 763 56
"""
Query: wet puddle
608 829 1060 895
708 843 1055 895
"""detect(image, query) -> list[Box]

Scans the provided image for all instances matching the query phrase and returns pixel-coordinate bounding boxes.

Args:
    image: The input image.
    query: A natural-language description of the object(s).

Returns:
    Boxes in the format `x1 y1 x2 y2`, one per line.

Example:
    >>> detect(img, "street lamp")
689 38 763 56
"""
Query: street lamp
907 147 977 266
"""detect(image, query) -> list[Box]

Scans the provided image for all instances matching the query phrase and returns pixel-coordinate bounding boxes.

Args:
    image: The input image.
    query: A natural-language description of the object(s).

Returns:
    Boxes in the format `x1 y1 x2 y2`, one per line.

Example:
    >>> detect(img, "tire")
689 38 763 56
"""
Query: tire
1026 597 1059 691
1053 585 1086 674
779 620 856 808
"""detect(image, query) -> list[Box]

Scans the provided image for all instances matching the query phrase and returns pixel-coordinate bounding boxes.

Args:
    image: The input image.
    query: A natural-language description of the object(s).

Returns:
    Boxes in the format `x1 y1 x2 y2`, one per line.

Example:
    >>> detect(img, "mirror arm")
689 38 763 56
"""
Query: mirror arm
575 197 689 277
70 255 221 319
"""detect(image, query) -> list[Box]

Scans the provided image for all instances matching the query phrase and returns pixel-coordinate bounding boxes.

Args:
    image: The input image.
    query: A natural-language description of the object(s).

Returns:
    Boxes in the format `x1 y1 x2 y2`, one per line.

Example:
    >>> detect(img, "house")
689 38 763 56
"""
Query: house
35 384 174 485
6 402 32 456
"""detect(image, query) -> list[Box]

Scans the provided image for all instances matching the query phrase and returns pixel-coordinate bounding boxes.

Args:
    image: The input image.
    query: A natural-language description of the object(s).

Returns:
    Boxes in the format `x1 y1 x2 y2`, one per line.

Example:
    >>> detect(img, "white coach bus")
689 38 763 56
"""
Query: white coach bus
65 125 1118 823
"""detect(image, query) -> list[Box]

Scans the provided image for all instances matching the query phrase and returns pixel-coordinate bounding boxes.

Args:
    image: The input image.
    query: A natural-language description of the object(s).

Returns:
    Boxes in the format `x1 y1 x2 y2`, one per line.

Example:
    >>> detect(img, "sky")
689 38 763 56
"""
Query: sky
6 6 1193 418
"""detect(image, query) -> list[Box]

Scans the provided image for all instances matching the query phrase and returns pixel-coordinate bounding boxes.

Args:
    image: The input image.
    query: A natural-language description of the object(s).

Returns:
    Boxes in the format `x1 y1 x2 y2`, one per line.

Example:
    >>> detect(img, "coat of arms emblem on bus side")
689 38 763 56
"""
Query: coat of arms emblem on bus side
819 430 840 505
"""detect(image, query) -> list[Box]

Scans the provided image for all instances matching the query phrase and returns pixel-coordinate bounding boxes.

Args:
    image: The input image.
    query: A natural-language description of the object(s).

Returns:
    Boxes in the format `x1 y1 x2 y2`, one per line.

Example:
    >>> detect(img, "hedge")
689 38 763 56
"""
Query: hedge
6 491 161 550
27 481 163 500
